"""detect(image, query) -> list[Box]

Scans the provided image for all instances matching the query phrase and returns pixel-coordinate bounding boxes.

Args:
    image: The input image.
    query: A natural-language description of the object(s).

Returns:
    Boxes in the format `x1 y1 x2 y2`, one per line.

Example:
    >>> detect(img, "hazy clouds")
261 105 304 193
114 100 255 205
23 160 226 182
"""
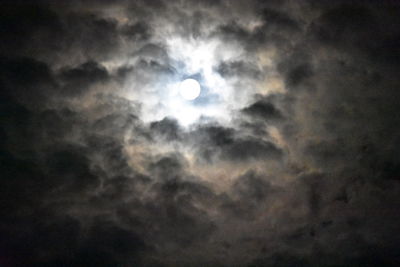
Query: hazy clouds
1 0 400 266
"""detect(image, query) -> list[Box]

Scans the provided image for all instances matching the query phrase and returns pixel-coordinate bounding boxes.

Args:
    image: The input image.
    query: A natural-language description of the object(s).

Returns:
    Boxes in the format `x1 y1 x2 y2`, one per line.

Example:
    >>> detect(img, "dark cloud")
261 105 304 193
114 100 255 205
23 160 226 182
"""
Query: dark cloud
121 21 152 41
148 154 185 180
260 7 301 32
222 137 283 162
0 2 123 65
150 117 182 141
45 145 99 192
1 0 400 266
188 124 282 163
277 49 314 91
285 63 314 88
73 219 146 266
220 171 278 221
311 4 377 48
151 179 217 246
193 125 235 147
58 61 109 97
216 60 262 79
0 3 62 57
310 3 400 67
242 99 283 121
233 171 272 201
188 123 283 164
218 22 252 44
0 56 56 107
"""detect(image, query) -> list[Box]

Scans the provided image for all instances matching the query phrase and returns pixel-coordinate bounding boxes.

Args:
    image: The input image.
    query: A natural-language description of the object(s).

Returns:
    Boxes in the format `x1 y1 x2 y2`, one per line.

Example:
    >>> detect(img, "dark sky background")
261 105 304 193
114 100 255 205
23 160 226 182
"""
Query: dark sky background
1 0 400 266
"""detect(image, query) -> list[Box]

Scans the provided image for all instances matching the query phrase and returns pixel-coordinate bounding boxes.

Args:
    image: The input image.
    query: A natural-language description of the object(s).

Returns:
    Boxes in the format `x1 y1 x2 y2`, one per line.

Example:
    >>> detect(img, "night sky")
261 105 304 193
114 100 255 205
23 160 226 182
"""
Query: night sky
1 0 400 266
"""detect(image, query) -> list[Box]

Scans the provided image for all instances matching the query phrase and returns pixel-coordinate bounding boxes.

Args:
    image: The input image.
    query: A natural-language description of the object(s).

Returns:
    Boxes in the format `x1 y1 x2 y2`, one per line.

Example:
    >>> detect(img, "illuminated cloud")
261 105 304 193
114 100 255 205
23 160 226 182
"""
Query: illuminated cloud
0 0 399 266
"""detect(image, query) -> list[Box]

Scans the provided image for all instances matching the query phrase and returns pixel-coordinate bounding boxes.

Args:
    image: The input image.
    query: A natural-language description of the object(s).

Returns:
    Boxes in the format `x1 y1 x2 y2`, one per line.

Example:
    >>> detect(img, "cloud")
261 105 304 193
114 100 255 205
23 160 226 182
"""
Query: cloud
150 117 182 141
0 0 400 266
260 7 301 32
242 99 283 121
0 56 56 107
59 61 110 97
216 60 262 79
221 137 283 162
121 21 152 41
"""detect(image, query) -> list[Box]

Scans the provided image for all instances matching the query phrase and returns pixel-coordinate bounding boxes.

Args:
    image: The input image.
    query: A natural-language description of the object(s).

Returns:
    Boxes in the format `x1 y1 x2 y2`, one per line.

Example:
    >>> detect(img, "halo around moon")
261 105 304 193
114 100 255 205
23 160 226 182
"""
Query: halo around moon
179 79 201 100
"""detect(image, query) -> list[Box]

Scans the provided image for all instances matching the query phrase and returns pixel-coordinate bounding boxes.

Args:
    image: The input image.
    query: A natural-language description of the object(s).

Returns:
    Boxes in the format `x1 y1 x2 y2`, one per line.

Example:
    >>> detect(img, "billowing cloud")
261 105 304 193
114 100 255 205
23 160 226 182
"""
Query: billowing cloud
1 0 399 266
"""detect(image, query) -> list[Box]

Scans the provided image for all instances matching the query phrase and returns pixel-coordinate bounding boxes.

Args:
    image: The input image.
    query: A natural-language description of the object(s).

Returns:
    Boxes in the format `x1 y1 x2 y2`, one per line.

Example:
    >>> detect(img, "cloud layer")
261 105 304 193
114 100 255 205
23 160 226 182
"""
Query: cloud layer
1 0 400 266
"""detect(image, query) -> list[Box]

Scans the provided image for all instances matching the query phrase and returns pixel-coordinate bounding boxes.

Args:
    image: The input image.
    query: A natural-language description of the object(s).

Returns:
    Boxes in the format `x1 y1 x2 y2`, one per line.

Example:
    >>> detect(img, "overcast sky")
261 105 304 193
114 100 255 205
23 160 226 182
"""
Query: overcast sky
1 0 400 266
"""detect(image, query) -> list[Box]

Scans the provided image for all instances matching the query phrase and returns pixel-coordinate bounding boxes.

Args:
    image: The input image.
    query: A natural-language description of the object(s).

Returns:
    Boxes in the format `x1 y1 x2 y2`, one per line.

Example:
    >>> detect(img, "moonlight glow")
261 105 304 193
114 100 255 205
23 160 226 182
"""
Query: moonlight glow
179 79 201 100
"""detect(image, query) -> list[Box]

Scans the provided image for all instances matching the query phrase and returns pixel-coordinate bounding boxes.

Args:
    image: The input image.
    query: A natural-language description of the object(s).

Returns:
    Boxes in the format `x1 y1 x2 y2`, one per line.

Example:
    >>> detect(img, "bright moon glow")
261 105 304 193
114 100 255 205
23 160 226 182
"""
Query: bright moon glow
179 79 201 100
130 37 243 127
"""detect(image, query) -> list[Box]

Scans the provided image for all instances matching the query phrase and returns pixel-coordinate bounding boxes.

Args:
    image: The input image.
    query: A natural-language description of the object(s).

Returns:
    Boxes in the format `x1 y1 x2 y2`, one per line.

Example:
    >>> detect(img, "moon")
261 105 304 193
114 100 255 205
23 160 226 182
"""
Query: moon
179 79 201 100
